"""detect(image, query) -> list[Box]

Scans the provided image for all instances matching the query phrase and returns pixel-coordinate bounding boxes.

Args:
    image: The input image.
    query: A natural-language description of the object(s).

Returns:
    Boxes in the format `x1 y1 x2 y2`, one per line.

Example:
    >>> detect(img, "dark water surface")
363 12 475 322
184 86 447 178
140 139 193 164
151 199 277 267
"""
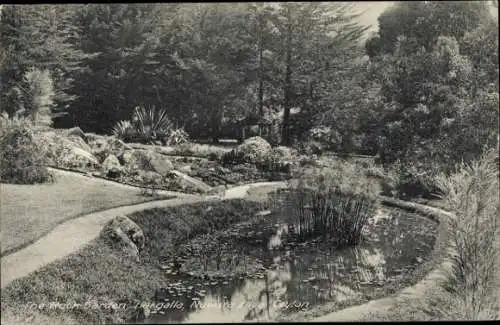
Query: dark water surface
142 207 438 323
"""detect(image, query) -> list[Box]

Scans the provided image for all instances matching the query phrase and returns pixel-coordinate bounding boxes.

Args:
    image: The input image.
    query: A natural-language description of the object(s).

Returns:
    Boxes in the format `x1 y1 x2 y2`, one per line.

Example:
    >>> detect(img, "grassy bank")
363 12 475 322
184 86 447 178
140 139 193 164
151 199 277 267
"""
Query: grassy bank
0 171 170 256
0 199 263 325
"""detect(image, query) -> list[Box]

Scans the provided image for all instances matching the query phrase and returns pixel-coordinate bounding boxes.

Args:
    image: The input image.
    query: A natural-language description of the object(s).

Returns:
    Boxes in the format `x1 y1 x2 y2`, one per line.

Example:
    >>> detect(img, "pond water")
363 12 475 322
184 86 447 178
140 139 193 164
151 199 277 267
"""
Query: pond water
141 205 438 324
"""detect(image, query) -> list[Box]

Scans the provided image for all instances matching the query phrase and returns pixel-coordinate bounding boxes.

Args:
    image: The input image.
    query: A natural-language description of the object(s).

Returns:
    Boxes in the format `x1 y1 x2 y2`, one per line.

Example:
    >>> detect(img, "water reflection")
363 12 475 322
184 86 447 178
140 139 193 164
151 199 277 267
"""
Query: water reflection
143 208 438 324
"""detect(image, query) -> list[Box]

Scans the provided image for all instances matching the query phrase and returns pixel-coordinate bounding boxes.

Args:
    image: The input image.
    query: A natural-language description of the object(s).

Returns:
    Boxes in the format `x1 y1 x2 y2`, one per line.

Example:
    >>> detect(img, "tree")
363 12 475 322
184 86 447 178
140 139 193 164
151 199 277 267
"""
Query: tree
366 1 492 56
60 4 166 132
365 1 498 172
0 5 89 119
268 2 369 145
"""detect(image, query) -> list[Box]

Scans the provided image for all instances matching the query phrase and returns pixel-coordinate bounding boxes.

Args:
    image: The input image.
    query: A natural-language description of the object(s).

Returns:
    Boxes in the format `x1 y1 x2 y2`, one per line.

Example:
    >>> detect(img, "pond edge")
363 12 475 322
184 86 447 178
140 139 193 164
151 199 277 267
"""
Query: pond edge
301 196 455 322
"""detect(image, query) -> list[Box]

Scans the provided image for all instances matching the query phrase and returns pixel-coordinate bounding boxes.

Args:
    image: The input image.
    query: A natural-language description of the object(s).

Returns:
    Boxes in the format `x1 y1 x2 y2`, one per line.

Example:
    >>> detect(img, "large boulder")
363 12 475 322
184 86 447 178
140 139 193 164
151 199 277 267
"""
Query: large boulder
62 127 86 140
88 137 110 163
101 216 145 262
102 154 123 178
87 135 132 163
60 147 100 169
125 150 173 175
36 132 100 170
223 136 272 165
66 135 91 152
167 170 212 193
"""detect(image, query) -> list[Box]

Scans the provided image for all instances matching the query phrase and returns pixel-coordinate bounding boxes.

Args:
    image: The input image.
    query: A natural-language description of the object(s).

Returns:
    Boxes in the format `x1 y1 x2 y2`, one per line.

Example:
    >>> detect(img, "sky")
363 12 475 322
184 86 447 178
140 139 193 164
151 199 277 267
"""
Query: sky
352 2 395 38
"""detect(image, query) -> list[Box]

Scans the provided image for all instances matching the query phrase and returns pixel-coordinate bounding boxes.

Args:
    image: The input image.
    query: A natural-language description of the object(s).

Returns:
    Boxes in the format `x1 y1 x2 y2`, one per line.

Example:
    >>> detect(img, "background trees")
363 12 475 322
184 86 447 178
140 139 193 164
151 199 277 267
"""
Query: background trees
0 2 497 167
364 1 498 172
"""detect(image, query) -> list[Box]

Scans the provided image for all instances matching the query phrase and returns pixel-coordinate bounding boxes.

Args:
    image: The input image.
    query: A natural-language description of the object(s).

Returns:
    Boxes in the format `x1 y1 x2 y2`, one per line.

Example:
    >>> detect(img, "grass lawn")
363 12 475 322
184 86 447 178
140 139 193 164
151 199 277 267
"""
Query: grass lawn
0 199 264 325
0 170 171 256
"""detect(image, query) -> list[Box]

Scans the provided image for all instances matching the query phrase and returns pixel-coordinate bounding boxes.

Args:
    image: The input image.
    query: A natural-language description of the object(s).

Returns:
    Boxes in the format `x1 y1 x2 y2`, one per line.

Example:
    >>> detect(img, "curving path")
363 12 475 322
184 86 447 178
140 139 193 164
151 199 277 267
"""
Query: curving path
0 173 287 289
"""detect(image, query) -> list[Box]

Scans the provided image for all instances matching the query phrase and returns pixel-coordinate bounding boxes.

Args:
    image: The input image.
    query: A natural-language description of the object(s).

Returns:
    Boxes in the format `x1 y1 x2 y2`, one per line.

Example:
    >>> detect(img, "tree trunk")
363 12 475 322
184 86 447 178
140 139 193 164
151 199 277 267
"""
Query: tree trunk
281 8 293 146
258 16 265 118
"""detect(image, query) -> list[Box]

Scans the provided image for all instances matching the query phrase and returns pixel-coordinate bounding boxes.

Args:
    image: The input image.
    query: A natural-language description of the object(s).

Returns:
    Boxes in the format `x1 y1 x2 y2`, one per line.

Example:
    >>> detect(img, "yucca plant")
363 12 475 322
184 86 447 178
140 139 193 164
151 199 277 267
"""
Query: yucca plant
133 105 172 144
112 120 136 142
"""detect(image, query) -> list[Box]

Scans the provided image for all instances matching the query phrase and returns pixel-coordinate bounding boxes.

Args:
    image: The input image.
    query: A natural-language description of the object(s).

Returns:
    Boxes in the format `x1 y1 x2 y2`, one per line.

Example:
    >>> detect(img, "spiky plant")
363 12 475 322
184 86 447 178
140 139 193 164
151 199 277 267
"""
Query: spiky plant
112 120 136 141
133 105 172 144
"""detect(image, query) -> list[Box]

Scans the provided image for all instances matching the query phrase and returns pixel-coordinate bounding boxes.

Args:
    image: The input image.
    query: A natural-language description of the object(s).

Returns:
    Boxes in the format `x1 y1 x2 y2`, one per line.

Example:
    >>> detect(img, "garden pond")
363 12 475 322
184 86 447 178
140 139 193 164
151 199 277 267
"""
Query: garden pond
140 198 439 323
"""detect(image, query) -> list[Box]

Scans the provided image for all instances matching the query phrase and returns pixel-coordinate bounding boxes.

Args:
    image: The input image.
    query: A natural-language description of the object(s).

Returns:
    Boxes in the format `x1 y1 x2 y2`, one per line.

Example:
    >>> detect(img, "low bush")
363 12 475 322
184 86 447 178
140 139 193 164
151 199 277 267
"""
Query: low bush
222 136 272 166
258 146 296 174
0 118 52 184
275 163 380 246
168 143 229 159
164 128 189 146
392 162 443 200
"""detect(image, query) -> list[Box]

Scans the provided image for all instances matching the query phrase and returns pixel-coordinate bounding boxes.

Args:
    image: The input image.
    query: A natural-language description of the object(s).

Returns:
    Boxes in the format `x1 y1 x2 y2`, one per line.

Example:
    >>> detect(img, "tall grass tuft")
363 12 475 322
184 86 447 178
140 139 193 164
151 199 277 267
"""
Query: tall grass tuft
275 163 380 246
436 148 500 319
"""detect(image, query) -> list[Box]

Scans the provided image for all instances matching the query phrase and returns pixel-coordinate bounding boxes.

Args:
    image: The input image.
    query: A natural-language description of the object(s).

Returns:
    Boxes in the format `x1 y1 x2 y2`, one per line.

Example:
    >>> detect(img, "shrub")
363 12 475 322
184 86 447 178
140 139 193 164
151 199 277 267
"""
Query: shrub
0 119 52 184
164 128 190 146
275 163 380 246
436 148 499 320
392 161 443 199
259 146 296 174
298 140 325 156
222 136 271 166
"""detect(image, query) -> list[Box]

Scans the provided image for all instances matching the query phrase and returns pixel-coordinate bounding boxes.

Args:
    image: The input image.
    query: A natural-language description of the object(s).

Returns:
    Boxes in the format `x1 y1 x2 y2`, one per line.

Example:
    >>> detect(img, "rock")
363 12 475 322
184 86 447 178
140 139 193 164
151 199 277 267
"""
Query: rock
138 170 163 186
62 127 86 140
107 167 122 179
122 150 135 166
102 155 123 178
149 153 174 175
206 185 227 196
55 146 100 170
168 170 212 193
102 154 121 169
126 150 173 175
101 216 145 262
88 136 132 163
179 165 193 174
88 137 110 163
36 132 100 169
67 136 92 152
108 138 131 160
